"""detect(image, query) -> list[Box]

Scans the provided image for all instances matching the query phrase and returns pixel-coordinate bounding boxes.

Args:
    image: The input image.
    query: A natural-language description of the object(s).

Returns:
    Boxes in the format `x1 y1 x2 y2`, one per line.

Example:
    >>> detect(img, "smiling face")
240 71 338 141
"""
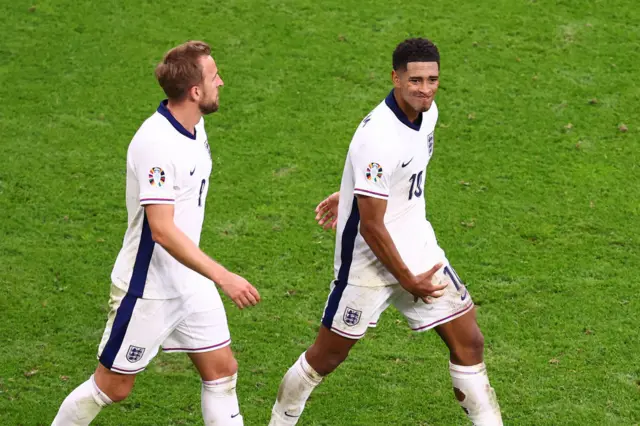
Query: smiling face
392 61 440 114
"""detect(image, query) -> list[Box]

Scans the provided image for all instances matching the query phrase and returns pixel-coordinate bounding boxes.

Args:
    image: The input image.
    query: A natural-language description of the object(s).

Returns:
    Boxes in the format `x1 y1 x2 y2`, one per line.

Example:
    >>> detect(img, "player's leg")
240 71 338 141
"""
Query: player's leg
52 285 163 425
435 309 502 425
51 363 128 426
164 284 241 425
396 261 502 425
269 325 357 426
189 347 242 425
269 282 390 426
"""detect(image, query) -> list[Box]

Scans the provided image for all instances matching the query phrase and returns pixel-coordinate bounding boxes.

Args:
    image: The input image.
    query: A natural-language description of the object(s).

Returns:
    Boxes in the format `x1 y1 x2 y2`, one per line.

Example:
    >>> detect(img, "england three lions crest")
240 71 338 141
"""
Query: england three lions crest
343 307 362 326
427 132 434 157
126 345 145 363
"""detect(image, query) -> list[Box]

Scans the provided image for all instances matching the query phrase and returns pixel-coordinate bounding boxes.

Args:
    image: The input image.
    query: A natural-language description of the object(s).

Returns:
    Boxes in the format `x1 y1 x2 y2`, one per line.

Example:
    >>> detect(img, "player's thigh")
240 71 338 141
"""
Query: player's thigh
97 285 183 375
393 261 474 332
189 346 237 381
434 307 485 365
306 323 359 376
163 285 234 380
320 280 394 340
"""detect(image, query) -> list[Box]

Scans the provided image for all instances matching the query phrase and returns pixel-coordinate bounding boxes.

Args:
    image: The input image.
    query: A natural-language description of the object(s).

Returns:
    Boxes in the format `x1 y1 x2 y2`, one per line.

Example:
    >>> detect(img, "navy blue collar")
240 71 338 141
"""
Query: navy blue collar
384 90 422 131
157 100 197 140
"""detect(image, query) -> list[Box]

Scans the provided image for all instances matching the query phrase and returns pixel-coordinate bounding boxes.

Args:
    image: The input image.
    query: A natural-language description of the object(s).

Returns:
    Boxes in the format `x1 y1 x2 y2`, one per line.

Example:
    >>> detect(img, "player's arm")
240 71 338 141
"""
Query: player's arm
357 195 445 302
144 204 260 309
132 141 259 309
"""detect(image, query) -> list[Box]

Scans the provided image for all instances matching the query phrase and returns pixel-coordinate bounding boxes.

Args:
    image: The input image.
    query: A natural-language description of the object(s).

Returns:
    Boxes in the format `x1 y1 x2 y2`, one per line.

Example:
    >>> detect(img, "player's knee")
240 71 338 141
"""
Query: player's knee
308 347 348 376
221 357 238 377
106 382 134 403
468 330 485 356
325 352 348 374
204 355 238 380
450 330 485 364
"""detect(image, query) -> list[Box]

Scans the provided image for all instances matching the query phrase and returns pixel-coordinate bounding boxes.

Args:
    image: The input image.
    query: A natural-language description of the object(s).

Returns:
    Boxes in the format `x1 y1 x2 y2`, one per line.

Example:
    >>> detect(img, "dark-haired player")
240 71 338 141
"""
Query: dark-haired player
268 38 503 425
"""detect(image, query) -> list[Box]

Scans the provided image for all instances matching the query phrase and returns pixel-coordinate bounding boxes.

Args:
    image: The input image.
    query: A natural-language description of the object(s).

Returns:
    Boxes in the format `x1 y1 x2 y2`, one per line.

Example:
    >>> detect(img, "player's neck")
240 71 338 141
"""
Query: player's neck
392 89 420 123
166 100 202 135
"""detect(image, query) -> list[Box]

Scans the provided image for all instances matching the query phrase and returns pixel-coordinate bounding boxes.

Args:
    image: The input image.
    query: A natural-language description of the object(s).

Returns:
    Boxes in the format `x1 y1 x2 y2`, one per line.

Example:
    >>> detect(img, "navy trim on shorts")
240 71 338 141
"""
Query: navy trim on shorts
322 197 360 329
100 212 155 369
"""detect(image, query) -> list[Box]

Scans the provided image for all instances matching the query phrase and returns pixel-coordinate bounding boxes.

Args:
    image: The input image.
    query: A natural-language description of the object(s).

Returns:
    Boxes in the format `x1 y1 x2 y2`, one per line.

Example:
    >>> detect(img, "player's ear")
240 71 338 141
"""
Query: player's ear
391 70 401 88
188 85 200 102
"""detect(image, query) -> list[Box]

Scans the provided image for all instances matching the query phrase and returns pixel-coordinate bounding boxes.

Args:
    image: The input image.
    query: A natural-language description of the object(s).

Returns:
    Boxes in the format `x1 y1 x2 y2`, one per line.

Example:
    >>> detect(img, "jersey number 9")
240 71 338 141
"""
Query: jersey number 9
198 179 206 207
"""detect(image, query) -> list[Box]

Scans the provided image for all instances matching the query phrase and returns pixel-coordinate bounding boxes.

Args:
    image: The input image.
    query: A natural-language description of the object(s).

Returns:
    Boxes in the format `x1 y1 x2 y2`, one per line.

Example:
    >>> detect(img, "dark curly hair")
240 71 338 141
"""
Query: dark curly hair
392 38 440 71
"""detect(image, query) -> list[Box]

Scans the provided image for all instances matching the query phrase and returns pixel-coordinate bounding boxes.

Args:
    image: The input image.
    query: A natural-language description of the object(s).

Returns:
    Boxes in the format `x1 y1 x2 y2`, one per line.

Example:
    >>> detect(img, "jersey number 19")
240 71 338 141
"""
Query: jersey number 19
408 171 424 200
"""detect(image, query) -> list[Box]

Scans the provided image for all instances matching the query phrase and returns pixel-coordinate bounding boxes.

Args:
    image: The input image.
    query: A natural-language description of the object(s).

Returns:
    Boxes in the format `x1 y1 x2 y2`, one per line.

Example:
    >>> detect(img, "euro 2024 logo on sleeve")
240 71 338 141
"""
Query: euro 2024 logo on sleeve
365 162 383 182
148 167 166 187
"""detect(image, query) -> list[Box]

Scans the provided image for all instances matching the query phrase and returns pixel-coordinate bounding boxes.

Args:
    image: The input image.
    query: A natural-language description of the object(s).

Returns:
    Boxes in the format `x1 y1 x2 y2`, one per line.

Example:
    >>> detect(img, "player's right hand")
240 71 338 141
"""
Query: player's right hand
315 192 340 230
404 263 448 304
218 272 261 309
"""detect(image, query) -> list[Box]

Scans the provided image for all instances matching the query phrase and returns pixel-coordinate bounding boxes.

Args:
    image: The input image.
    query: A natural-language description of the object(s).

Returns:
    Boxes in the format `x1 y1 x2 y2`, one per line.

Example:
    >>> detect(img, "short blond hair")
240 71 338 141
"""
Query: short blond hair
155 40 211 100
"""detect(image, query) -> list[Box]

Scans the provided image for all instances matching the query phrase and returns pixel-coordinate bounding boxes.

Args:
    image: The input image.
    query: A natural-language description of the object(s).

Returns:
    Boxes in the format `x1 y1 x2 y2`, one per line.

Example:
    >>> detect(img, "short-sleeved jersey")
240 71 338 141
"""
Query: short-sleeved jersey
334 90 445 287
111 100 213 299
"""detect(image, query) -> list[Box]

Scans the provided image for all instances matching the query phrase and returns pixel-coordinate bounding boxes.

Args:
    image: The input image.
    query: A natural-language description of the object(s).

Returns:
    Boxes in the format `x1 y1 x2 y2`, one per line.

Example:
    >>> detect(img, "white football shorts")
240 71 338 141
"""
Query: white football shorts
97 283 230 374
321 260 474 339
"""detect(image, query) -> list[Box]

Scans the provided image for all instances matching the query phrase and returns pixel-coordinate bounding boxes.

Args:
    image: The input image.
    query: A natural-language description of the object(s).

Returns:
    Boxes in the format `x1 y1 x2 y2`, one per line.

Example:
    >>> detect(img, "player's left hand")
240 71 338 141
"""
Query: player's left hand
315 192 340 230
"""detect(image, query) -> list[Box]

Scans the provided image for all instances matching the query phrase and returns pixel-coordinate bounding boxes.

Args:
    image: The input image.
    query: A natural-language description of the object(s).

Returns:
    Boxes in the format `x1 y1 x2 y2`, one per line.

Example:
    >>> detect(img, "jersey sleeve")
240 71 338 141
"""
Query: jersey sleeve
349 136 397 200
131 142 177 205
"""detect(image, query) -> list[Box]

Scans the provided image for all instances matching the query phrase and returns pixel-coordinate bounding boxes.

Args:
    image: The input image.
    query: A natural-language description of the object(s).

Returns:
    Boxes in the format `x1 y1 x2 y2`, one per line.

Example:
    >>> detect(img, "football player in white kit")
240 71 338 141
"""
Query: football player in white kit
52 41 260 425
269 38 503 425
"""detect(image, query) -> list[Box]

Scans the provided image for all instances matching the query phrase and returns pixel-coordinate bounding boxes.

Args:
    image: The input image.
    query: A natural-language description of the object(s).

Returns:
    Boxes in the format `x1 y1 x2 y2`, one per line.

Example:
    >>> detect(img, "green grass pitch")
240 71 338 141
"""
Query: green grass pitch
1 0 638 424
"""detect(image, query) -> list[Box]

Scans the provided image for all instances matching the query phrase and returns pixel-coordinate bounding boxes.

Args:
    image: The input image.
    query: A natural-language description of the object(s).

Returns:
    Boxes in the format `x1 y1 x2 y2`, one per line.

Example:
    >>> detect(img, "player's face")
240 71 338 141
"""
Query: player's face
197 55 224 115
392 62 440 113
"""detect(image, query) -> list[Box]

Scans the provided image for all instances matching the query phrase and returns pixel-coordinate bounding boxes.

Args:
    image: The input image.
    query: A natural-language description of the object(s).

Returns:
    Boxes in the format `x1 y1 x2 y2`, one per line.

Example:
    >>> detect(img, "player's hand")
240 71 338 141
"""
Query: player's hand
315 192 340 230
403 263 448 304
217 272 261 309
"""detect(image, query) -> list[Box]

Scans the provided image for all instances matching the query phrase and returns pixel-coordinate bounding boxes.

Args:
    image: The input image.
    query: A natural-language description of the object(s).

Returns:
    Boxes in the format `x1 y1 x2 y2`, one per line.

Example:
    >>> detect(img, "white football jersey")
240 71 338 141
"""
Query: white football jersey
111 101 213 299
334 91 445 287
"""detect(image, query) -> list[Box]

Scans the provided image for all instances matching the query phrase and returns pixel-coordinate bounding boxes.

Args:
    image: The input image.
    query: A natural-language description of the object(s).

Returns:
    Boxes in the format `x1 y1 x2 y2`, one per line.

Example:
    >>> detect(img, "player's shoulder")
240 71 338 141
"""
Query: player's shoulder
127 112 176 157
134 112 175 143
350 102 397 153
353 100 396 138
358 99 395 131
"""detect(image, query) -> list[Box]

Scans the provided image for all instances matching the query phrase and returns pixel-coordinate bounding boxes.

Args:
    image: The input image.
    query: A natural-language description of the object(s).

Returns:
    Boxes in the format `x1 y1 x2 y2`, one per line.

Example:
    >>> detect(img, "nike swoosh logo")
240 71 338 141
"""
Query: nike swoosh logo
284 411 300 418
461 289 468 301
231 412 241 418
401 158 413 168
189 166 196 176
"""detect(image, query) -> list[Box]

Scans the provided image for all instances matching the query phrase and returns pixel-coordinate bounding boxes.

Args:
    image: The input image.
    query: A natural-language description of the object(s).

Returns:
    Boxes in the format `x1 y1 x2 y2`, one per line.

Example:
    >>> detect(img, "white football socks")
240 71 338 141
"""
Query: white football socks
51 375 112 426
269 352 323 426
201 373 243 425
449 362 503 426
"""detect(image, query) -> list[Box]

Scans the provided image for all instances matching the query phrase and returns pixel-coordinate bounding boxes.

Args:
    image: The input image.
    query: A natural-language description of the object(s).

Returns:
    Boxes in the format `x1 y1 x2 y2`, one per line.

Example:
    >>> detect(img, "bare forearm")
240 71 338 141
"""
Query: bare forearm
360 223 414 287
153 225 228 284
